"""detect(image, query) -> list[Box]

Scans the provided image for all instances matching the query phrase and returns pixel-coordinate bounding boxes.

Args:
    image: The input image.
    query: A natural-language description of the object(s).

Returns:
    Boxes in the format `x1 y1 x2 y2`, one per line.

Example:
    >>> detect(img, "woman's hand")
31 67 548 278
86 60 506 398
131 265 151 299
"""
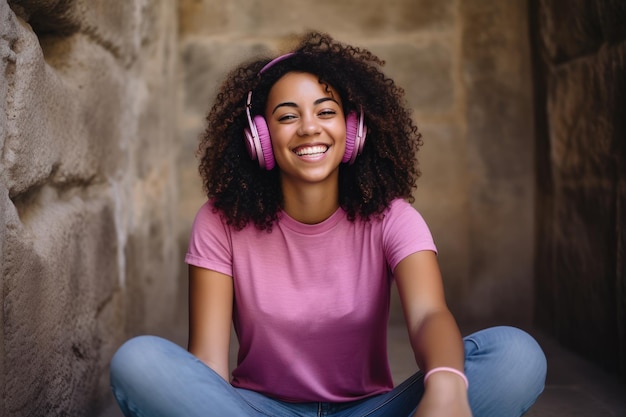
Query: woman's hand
412 371 472 417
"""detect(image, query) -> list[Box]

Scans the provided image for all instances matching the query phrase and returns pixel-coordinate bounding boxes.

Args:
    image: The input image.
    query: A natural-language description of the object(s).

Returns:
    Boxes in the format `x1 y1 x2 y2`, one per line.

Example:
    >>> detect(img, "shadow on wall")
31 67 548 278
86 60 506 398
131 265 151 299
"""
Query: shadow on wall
530 0 626 382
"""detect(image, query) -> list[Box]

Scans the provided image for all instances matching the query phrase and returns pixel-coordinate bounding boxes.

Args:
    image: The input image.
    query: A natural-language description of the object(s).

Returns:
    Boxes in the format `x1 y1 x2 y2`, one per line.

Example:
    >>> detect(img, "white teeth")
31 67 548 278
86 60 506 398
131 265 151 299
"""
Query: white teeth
294 145 328 156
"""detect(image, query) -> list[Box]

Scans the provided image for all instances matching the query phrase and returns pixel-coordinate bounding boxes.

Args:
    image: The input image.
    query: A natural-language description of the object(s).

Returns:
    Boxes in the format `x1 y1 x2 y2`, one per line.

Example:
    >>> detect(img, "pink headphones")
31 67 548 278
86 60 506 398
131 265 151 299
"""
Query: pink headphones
244 53 367 170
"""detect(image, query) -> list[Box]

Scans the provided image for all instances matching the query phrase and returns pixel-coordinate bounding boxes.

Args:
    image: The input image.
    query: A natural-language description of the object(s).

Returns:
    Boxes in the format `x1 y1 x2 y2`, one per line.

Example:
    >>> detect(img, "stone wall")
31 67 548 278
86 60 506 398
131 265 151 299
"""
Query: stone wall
1 1 181 415
531 0 626 380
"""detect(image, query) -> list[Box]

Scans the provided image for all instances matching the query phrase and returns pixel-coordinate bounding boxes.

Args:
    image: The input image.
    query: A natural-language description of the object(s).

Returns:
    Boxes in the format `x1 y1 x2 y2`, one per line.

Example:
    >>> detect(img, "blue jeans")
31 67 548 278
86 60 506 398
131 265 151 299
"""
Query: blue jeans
110 326 546 417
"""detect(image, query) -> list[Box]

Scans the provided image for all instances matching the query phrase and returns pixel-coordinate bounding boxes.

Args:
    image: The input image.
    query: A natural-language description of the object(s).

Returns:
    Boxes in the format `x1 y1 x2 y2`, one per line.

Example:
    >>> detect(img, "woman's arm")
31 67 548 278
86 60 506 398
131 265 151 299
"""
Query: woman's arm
394 250 472 417
187 265 234 381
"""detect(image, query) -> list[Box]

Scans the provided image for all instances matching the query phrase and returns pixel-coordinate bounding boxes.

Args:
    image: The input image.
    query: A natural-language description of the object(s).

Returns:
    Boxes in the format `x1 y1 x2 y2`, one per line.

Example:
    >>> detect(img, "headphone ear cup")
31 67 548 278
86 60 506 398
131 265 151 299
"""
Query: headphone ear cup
343 111 366 164
244 125 264 168
253 115 276 170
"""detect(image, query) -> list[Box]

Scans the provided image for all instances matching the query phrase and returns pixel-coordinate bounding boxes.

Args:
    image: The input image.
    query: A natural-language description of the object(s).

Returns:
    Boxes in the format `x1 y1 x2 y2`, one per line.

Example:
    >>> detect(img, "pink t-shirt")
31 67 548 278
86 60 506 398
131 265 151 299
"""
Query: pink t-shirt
185 198 437 402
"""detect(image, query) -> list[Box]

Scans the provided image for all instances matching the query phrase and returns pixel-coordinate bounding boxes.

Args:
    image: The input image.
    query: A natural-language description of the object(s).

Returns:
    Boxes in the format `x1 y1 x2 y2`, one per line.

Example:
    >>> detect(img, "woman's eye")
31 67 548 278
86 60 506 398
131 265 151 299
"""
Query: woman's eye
278 114 297 122
319 110 337 117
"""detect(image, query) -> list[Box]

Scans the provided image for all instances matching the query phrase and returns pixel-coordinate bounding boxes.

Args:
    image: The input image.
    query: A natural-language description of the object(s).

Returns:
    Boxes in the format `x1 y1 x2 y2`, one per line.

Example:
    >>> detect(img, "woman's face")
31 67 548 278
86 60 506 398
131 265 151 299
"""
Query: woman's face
264 71 346 188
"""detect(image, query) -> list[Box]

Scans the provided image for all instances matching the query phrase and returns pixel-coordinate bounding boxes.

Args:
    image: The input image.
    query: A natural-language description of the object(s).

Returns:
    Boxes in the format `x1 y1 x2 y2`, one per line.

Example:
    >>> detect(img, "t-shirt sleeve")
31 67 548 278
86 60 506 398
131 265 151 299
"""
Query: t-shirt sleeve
185 201 233 276
382 199 437 272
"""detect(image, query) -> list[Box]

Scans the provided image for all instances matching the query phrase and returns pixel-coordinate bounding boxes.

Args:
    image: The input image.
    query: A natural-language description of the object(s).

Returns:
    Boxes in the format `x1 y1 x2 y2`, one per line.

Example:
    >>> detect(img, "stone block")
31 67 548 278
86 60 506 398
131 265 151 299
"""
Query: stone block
536 0 603 63
465 77 533 180
459 0 534 325
536 0 626 64
3 186 120 415
414 123 469 307
121 167 182 337
595 0 626 44
551 181 620 371
462 0 532 81
179 0 455 38
78 1 142 66
180 39 272 115
4 28 130 198
134 69 180 179
9 0 144 66
368 40 454 115
464 178 534 325
2 6 63 197
547 44 625 182
123 230 182 337
178 0 235 37
461 0 534 178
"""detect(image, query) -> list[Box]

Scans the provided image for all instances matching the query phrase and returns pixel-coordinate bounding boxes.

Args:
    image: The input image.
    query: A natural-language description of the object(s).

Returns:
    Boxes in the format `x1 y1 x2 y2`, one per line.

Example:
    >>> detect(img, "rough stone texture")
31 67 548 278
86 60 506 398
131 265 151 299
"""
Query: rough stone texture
532 0 626 380
4 186 119 415
1 1 180 415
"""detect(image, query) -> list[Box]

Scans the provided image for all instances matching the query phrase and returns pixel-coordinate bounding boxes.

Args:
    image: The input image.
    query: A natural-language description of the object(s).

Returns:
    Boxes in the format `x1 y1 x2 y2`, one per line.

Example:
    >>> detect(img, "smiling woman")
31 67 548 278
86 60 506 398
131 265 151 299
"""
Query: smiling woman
201 32 415 232
109 31 547 417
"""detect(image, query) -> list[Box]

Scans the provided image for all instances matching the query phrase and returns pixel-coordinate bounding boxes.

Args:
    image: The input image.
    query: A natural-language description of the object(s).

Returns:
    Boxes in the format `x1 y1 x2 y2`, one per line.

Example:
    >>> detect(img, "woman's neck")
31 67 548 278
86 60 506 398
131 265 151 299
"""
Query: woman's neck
281 181 339 224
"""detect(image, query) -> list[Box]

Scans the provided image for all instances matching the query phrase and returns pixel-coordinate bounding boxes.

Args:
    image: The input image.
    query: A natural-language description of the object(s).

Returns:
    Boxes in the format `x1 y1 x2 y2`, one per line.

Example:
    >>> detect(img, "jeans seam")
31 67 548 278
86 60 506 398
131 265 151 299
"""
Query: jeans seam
188 356 275 417
357 373 424 417
464 336 480 351
234 389 288 417
235 394 275 417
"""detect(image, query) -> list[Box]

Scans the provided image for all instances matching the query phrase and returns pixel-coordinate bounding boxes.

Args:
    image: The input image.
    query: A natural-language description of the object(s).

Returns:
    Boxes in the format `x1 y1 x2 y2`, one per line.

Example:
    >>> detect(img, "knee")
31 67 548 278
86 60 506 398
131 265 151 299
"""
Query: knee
465 327 547 414
466 326 547 389
110 335 169 386
498 326 546 381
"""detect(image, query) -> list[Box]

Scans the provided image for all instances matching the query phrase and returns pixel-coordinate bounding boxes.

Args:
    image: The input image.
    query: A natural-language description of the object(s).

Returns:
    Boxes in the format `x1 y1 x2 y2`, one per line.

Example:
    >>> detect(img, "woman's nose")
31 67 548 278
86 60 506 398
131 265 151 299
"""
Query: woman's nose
298 115 321 136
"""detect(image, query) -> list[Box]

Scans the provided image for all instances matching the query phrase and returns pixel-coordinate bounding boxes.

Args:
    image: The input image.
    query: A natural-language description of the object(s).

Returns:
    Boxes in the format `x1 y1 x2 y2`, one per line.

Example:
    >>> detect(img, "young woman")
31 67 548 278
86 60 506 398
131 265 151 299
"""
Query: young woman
110 32 546 417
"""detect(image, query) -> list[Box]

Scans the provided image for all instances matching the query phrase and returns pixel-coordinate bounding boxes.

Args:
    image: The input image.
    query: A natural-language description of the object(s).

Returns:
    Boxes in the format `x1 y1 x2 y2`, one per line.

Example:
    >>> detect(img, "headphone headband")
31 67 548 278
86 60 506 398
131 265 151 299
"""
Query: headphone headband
259 52 296 74
246 53 297 127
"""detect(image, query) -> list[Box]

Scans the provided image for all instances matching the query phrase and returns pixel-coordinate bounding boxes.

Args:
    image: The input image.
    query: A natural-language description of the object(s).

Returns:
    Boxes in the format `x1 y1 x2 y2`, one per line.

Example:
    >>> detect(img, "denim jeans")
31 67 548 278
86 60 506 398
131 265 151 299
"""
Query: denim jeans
110 326 546 417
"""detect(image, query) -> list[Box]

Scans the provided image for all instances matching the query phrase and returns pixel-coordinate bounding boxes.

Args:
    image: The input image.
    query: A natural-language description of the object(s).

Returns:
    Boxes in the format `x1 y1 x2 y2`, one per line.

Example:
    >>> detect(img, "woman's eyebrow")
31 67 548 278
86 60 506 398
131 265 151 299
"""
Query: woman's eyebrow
314 97 339 106
271 97 340 114
272 102 297 114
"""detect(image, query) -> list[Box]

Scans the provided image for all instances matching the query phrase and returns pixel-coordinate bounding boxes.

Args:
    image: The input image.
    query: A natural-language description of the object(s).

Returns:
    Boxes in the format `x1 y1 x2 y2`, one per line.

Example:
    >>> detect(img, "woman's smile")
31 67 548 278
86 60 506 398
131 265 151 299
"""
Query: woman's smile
293 143 329 158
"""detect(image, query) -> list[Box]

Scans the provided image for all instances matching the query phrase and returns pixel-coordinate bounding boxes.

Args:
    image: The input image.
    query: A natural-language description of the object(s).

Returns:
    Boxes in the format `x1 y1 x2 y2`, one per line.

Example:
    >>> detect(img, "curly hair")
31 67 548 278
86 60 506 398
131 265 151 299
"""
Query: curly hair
198 31 422 231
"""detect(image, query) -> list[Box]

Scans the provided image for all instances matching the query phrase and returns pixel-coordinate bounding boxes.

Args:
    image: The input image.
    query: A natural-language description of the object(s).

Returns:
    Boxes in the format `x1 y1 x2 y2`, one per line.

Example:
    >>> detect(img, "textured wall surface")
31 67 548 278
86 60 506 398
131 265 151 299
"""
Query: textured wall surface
531 0 626 380
1 1 181 415
1 0 539 415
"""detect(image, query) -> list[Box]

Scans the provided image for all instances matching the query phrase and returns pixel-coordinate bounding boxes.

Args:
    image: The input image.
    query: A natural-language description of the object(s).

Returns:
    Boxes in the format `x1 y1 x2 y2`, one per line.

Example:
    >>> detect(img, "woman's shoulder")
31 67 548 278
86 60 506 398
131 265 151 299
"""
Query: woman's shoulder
381 198 430 230
385 198 419 216
382 198 436 253
191 199 228 228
